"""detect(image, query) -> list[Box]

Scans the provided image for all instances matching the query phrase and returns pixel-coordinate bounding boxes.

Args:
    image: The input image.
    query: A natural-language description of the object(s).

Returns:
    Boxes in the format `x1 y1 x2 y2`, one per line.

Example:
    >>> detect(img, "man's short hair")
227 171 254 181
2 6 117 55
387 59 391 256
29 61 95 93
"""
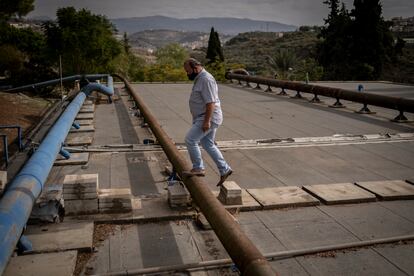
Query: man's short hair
184 58 202 68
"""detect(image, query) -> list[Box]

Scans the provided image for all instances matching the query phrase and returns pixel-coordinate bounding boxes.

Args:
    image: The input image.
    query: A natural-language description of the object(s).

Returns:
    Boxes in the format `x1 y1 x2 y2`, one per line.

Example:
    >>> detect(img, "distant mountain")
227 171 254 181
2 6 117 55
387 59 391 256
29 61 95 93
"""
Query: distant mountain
111 16 296 35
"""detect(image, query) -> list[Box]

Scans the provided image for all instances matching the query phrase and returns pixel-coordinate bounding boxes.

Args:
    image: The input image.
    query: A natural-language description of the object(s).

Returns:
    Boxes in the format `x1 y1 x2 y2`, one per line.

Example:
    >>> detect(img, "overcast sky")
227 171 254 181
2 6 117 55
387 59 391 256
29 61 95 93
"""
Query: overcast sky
29 0 414 26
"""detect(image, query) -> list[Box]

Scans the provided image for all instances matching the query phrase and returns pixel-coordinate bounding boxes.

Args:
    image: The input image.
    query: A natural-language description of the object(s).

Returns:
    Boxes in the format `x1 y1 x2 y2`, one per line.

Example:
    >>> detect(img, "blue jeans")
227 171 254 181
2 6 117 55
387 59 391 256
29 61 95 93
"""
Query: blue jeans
185 121 231 176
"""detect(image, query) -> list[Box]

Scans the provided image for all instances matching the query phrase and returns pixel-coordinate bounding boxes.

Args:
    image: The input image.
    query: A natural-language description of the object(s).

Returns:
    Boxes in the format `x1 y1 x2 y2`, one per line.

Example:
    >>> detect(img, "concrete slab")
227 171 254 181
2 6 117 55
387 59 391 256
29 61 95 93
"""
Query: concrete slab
54 152 89 166
70 125 95 133
25 222 94 253
378 200 414 223
356 180 414 200
319 203 414 239
65 134 93 146
4 251 78 276
256 208 360 249
212 189 262 211
303 183 377 205
76 119 94 126
247 186 320 209
75 113 94 120
297 247 409 276
374 243 414 275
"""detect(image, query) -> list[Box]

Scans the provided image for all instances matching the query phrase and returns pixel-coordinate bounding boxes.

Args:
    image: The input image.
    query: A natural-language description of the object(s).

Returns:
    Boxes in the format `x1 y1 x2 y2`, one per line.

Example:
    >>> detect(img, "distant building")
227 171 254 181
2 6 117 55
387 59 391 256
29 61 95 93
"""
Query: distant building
390 16 414 33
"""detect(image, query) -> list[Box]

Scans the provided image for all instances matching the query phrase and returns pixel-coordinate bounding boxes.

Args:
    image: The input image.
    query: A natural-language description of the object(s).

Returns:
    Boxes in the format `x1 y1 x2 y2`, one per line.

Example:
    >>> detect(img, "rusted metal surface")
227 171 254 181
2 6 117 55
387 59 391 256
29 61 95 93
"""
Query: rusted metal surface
226 72 414 114
113 74 277 275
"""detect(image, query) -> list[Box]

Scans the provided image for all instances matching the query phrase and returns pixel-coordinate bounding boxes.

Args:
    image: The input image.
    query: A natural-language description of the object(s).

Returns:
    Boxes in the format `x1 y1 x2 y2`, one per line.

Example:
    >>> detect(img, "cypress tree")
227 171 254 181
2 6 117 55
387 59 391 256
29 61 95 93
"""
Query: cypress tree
350 0 393 79
206 27 224 63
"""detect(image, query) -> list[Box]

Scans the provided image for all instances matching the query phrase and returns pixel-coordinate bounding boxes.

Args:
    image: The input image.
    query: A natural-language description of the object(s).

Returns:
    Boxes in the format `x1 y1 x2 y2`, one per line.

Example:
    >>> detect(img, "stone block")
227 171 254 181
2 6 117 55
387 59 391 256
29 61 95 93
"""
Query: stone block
218 181 242 205
63 174 98 201
64 198 98 215
98 195 132 213
168 182 191 207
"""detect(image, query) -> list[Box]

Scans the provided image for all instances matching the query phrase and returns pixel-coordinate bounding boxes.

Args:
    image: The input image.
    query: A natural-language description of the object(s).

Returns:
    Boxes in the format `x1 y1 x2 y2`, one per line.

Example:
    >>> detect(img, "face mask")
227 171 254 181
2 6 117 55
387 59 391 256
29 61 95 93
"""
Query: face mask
187 71 198 81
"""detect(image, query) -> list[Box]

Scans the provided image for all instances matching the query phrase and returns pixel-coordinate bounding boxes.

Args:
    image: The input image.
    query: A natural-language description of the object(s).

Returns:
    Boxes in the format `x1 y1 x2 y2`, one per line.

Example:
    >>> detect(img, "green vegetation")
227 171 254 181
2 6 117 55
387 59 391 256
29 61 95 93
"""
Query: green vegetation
317 0 396 80
43 7 121 75
1 0 413 91
224 31 322 81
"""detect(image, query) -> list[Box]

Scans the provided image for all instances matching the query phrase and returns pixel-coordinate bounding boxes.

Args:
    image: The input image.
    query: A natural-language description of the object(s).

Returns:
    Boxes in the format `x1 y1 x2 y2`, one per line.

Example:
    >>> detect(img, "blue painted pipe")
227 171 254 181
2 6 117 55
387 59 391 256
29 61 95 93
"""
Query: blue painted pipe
0 77 113 275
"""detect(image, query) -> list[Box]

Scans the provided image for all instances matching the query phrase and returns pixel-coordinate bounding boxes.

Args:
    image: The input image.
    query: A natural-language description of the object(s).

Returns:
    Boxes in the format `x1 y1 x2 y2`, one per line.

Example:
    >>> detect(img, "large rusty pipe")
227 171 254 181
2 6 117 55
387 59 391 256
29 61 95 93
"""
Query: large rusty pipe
113 74 276 276
226 73 414 114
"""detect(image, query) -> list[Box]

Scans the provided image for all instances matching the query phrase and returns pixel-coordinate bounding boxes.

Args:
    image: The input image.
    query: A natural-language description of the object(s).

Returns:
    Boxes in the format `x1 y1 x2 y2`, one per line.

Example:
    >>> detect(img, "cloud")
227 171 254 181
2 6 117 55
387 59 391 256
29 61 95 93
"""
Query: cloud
30 0 414 26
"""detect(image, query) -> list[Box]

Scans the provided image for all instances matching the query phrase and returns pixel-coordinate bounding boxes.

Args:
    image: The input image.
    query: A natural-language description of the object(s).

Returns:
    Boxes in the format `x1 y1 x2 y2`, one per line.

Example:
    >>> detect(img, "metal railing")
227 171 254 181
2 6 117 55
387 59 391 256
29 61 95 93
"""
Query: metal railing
113 74 277 276
225 72 414 122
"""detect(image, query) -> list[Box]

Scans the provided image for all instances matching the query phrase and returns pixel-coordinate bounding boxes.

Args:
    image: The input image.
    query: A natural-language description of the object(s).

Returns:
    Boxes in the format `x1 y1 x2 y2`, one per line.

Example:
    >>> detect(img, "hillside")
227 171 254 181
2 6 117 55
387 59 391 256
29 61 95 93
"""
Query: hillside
129 29 233 50
223 31 321 76
111 16 297 35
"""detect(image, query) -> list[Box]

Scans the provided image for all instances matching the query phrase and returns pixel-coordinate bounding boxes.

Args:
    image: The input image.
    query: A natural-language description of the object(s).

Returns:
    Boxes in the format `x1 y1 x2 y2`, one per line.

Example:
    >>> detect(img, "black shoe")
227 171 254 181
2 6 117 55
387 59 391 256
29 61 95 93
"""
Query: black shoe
217 169 233 187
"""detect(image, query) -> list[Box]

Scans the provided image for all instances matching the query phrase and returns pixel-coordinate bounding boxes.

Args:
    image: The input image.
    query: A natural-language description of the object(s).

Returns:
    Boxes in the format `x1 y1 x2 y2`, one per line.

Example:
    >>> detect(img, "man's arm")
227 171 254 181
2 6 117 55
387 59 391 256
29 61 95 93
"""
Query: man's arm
202 102 215 132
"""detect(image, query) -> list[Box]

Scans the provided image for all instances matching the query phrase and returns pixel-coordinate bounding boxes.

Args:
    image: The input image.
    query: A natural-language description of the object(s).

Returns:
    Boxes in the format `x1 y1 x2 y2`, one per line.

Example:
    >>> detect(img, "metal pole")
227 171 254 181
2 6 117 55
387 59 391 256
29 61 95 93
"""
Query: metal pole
59 55 64 101
0 135 8 167
113 74 277 276
225 73 414 114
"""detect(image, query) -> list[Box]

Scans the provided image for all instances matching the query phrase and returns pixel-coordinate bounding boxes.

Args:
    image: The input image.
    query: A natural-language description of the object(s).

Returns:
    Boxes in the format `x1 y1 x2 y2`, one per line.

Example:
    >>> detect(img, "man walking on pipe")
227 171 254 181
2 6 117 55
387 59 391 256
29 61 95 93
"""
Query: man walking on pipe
183 58 233 186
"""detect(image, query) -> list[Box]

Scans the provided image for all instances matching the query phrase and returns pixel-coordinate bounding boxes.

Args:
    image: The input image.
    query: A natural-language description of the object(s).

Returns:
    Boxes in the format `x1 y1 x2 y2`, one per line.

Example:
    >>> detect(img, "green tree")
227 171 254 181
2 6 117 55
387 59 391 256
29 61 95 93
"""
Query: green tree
0 0 34 21
266 49 297 80
44 7 121 75
0 22 56 89
206 27 224 63
123 32 130 54
349 0 394 79
317 1 353 80
155 43 188 68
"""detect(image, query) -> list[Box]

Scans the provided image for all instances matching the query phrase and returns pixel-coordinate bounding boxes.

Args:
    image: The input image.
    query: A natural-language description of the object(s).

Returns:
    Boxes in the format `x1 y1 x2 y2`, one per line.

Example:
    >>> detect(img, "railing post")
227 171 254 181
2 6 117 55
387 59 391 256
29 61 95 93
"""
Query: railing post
355 103 375 114
309 94 322 103
278 87 288 96
1 135 9 168
291 90 303 99
329 98 346 108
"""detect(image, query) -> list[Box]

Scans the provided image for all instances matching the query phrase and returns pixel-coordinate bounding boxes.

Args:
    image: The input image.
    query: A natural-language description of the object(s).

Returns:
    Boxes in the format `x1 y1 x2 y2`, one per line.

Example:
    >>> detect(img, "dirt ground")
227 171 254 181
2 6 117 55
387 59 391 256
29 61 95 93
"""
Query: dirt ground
0 92 54 165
